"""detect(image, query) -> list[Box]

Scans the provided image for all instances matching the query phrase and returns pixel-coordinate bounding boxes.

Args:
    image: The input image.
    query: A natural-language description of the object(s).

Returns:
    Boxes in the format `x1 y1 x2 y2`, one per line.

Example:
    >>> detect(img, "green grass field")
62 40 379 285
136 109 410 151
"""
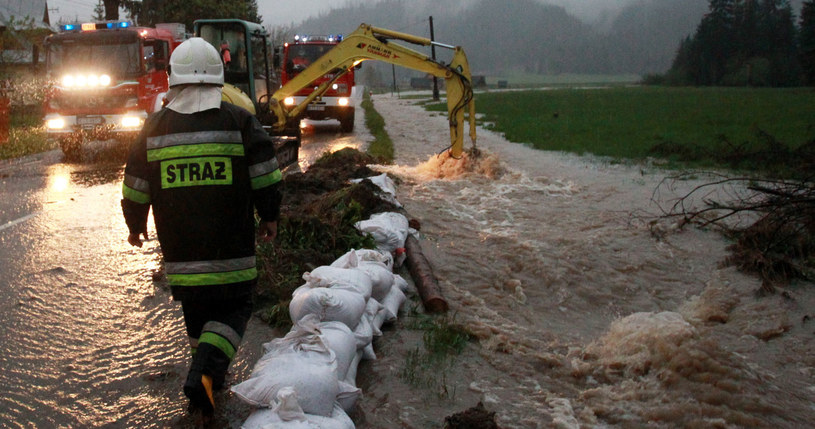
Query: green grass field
427 86 815 176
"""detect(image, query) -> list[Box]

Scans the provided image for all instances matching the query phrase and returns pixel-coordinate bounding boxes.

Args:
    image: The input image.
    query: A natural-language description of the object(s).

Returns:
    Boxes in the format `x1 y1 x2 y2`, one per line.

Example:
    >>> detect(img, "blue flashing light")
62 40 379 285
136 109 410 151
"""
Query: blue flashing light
61 24 76 31
118 21 130 28
106 22 114 29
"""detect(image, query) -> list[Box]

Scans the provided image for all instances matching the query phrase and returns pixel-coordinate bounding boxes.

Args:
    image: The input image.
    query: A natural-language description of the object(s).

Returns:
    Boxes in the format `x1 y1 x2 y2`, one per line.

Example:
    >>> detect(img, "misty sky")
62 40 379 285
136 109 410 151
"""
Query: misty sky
48 0 625 27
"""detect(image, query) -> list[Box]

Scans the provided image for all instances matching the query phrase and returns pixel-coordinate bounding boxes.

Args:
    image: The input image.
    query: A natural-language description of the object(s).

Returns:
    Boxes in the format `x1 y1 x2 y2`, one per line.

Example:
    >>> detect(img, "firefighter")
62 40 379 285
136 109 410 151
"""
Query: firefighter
220 40 232 67
121 37 282 415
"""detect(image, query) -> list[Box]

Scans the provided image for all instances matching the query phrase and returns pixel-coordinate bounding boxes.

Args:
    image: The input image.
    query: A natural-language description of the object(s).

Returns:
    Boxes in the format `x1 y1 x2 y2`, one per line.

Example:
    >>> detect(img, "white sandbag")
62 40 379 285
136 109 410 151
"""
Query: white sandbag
354 315 376 360
343 349 363 387
231 353 339 416
289 287 366 330
303 265 373 301
350 173 402 208
241 386 307 429
331 248 394 270
380 285 407 322
242 402 354 429
393 273 409 293
371 306 388 332
365 298 385 337
318 321 358 381
353 312 374 354
357 260 395 302
355 212 409 253
242 407 310 429
362 343 376 361
336 381 361 414
254 316 336 378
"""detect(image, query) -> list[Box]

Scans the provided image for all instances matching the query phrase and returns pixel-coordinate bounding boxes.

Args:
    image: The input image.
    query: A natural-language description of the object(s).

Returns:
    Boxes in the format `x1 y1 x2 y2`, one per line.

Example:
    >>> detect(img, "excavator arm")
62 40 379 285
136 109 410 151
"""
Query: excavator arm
270 24 477 158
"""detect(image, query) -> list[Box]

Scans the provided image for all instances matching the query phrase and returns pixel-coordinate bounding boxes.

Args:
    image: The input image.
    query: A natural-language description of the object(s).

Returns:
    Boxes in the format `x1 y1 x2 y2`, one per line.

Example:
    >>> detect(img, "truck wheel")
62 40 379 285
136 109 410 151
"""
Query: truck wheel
340 110 355 133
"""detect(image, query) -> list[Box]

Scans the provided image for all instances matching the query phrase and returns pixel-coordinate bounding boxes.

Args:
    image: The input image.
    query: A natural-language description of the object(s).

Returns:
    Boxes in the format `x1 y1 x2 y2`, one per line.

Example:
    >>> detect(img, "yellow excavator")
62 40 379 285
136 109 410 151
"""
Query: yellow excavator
194 20 477 163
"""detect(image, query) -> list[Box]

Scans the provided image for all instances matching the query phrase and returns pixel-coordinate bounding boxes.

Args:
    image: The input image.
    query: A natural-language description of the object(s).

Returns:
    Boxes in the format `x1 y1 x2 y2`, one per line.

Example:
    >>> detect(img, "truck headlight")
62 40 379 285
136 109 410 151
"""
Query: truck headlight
338 98 350 106
46 117 66 129
61 73 112 88
121 116 143 129
284 97 296 106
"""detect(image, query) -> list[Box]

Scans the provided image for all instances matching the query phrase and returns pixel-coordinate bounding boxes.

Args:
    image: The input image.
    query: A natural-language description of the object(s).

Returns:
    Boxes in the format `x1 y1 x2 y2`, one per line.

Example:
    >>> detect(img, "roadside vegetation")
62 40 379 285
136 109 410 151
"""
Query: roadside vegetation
361 91 394 162
0 76 54 161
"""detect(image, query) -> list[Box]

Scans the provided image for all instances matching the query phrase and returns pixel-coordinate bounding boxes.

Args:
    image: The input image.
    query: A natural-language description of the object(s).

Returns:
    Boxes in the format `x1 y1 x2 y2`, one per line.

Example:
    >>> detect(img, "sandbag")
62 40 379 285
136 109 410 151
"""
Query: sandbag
393 273 409 293
289 287 366 330
357 260 395 302
242 401 355 429
380 285 407 322
350 173 402 208
354 212 409 253
303 265 373 301
331 248 394 270
231 353 339 417
365 298 385 337
343 349 364 387
253 316 336 378
318 321 359 381
354 315 376 360
336 381 361 414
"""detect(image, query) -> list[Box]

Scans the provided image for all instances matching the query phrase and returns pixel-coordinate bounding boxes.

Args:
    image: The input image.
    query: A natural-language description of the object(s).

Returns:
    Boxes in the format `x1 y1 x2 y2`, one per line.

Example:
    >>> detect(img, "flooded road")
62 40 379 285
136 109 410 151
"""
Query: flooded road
0 116 367 427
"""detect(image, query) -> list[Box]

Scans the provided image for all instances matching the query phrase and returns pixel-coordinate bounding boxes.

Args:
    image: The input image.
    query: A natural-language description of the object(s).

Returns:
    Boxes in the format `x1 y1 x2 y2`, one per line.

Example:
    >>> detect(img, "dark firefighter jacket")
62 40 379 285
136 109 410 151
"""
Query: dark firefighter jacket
122 101 282 301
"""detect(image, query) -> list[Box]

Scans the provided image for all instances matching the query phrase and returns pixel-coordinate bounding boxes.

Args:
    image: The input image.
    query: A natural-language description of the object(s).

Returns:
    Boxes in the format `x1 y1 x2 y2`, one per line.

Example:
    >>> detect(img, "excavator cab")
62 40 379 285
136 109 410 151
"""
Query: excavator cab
193 19 300 169
194 19 271 112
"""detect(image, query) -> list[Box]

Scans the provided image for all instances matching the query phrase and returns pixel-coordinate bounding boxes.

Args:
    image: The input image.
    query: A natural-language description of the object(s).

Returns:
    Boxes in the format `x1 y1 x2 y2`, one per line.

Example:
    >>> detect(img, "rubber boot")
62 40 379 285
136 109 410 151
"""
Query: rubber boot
184 371 215 415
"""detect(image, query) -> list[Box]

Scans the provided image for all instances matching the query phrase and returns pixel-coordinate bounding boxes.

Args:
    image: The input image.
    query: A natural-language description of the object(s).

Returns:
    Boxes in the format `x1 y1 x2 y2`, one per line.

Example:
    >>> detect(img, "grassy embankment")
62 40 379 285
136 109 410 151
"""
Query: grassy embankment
0 109 54 160
426 86 815 178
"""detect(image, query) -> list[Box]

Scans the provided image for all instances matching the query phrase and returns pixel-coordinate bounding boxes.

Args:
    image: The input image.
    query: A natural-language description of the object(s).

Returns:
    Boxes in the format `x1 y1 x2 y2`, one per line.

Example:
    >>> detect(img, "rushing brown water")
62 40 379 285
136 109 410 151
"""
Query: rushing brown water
350 94 815 428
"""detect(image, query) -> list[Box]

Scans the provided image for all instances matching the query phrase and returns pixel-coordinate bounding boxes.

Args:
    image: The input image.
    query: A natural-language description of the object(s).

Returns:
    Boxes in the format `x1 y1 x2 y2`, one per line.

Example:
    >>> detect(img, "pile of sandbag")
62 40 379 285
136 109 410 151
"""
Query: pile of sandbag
234 204 413 427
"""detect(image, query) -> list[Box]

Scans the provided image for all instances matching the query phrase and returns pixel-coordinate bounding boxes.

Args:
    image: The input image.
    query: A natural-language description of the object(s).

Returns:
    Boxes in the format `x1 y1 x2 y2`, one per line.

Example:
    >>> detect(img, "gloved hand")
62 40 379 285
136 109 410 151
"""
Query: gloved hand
258 221 278 242
127 231 149 247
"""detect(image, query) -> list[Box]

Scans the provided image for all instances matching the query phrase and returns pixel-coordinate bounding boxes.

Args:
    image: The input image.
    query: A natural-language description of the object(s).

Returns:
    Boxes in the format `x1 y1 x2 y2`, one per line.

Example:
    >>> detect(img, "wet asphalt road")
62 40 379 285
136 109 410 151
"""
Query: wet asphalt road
0 119 364 428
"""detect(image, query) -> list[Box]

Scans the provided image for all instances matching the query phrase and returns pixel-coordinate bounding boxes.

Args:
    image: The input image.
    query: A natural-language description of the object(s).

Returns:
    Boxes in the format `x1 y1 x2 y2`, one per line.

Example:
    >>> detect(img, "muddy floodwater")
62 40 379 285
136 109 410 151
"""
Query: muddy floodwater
1 94 813 428
351 94 815 428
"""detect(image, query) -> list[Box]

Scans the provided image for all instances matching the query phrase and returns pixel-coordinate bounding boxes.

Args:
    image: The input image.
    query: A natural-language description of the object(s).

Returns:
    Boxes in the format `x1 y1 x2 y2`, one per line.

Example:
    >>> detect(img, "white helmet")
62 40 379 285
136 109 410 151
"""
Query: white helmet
168 37 224 87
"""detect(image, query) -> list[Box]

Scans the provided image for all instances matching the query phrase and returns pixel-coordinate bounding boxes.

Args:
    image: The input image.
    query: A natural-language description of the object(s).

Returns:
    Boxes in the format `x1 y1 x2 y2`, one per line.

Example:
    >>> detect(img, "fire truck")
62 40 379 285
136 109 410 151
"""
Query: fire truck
278 34 357 132
43 21 185 158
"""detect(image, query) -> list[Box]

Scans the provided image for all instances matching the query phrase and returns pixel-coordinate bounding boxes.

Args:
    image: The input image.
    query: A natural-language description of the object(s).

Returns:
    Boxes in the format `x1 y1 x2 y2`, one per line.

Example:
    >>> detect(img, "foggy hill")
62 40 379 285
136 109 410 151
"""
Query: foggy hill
292 0 710 76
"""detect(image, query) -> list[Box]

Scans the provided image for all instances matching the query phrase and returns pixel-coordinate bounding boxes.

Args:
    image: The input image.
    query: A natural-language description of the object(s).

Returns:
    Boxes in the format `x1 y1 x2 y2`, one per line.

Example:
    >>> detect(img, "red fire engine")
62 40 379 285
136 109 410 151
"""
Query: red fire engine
279 34 357 132
43 21 185 157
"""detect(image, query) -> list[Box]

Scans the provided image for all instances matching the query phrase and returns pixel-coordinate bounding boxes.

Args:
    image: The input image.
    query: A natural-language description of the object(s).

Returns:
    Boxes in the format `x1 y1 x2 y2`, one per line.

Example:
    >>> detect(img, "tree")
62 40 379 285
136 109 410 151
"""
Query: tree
103 0 120 20
117 0 260 29
93 0 106 21
800 1 815 83
662 0 800 86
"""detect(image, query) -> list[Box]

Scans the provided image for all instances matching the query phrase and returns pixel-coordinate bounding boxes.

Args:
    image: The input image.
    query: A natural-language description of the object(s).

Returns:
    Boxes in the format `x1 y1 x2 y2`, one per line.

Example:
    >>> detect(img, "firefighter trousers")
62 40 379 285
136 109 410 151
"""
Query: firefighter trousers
180 293 253 388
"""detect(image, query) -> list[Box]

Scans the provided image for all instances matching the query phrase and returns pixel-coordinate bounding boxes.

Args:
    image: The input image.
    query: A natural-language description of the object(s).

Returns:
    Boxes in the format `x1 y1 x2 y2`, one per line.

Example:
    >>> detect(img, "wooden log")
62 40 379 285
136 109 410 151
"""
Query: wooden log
404 234 448 313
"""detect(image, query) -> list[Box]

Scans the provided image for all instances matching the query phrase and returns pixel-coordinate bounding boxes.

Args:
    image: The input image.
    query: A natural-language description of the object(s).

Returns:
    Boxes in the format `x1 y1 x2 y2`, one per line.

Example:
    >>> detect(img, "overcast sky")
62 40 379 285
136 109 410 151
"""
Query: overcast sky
47 0 622 27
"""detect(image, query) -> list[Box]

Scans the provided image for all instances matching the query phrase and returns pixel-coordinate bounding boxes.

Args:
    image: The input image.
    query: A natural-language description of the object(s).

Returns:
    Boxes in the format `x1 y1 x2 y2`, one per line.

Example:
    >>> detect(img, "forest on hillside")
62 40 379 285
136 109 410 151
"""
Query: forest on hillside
293 0 711 77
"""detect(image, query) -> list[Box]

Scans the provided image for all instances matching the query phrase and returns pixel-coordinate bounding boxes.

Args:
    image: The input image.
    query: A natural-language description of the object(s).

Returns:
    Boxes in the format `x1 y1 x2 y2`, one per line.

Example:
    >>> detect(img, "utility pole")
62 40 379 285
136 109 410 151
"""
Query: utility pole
391 64 397 96
429 16 440 101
